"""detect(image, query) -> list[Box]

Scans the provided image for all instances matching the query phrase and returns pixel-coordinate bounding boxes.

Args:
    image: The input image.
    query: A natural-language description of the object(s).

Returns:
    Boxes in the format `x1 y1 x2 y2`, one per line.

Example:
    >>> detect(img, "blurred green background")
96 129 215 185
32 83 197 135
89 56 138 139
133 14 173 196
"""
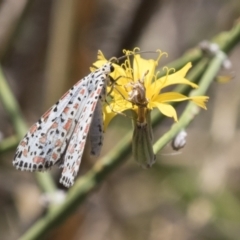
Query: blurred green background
0 0 240 239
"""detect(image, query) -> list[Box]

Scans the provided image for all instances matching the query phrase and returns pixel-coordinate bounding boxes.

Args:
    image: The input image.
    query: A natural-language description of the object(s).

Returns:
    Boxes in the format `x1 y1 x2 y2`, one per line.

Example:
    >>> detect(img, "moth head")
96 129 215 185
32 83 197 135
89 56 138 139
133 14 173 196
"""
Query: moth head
110 64 114 72
99 62 114 74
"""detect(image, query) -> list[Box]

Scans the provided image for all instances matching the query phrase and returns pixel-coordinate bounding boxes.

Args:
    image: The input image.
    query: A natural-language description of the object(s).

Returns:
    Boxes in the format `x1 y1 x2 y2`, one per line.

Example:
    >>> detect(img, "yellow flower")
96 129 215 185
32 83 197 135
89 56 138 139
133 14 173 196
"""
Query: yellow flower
92 48 209 129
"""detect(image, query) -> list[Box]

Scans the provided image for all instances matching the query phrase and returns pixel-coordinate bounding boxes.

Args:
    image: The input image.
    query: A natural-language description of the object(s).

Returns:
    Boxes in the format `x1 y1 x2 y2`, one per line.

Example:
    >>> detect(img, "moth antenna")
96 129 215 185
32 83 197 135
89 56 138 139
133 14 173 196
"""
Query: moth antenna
110 50 160 63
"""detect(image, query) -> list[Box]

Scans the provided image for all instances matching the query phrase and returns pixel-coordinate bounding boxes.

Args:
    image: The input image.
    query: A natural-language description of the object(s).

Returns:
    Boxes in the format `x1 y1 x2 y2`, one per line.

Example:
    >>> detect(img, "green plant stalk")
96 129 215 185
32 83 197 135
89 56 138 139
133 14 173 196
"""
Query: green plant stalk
213 21 240 53
157 20 240 79
153 51 227 153
0 135 19 153
0 67 28 138
0 66 56 193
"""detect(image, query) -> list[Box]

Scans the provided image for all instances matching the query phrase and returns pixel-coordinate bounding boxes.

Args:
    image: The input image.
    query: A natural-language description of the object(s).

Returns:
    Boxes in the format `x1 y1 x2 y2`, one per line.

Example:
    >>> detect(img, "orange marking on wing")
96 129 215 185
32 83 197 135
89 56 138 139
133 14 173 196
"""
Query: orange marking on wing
63 119 72 131
55 139 62 147
73 103 79 109
39 134 47 144
20 141 27 147
84 124 90 134
63 107 70 114
23 149 28 157
51 122 58 129
33 156 45 164
52 152 58 160
79 89 85 95
91 102 97 111
29 124 38 134
97 88 101 94
67 145 75 154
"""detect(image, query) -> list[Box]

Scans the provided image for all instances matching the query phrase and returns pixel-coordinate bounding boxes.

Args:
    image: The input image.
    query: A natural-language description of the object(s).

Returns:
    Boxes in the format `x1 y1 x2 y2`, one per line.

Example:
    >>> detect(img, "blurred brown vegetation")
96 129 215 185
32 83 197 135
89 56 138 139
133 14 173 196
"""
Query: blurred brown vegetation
0 0 240 239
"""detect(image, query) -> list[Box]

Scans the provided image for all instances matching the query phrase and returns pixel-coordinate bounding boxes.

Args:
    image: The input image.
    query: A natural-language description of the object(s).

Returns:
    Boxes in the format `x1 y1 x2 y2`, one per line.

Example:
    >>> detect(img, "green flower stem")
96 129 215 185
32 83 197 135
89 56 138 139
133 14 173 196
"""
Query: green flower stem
153 51 227 153
0 66 56 193
214 21 240 53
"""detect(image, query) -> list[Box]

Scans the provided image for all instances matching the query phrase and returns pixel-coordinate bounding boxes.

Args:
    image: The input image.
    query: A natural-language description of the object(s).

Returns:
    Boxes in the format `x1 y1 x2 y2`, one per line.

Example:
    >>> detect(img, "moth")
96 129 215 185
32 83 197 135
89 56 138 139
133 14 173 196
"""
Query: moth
13 61 115 188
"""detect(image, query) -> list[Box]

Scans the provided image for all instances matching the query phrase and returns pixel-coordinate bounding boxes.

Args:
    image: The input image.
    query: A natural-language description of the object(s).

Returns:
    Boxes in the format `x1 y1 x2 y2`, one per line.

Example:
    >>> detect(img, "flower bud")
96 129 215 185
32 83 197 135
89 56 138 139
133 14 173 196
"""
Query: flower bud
172 130 187 151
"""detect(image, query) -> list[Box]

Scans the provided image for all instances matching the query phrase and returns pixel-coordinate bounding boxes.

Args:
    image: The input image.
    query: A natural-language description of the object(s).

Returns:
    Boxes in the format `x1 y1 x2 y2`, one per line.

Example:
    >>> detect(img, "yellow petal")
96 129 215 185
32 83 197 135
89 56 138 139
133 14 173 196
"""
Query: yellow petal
103 99 134 129
97 50 107 61
90 60 107 71
133 55 156 87
110 86 128 101
150 102 178 121
110 89 129 104
153 92 193 103
188 96 209 109
115 100 133 112
153 92 209 110
156 63 198 90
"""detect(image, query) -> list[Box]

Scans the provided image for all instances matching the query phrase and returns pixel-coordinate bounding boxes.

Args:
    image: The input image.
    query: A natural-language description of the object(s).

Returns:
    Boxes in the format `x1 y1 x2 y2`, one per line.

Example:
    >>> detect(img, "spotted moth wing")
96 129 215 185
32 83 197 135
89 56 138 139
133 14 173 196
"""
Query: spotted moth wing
13 77 89 172
13 62 113 188
59 70 109 187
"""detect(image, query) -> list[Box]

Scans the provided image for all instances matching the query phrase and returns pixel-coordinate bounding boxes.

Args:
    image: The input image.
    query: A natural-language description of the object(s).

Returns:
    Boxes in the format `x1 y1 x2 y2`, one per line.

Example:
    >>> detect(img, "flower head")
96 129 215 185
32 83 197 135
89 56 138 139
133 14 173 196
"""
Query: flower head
92 48 209 129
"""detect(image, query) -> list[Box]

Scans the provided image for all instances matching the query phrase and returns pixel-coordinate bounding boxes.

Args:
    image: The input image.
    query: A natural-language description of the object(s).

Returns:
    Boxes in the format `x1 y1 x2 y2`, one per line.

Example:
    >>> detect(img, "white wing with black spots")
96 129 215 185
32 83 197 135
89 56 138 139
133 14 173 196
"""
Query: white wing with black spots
13 78 89 172
13 62 114 188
